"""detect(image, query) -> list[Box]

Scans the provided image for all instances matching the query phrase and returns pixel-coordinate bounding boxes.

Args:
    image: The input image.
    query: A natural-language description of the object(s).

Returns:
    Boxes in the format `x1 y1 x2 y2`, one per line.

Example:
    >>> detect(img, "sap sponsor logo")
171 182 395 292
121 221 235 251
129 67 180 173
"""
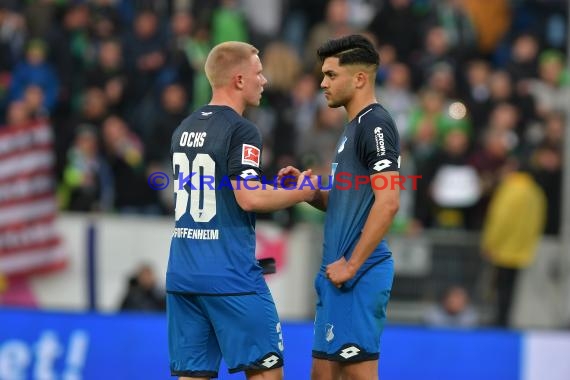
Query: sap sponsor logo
0 330 89 379
179 131 207 148
374 127 386 156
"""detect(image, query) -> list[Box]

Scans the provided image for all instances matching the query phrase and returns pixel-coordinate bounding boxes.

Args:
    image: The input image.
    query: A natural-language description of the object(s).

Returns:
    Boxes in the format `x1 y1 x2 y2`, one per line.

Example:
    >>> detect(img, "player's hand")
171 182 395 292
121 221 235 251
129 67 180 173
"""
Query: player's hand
325 257 356 288
297 169 318 202
277 165 301 188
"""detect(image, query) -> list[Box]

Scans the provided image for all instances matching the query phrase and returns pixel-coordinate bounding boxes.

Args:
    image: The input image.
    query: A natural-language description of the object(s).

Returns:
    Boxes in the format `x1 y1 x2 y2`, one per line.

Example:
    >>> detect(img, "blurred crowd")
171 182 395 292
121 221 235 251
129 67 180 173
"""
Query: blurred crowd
0 0 567 235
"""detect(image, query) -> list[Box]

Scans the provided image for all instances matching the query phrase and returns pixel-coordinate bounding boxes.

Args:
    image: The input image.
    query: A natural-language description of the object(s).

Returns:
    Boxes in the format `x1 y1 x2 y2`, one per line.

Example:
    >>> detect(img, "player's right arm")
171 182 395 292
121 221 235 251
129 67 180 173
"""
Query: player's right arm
277 166 328 211
232 173 316 213
228 122 317 213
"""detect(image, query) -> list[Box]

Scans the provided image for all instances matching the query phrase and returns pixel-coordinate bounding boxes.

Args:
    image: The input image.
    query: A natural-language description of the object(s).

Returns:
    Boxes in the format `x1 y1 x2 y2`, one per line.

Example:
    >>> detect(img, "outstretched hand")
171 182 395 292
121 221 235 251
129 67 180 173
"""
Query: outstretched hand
277 165 302 188
296 169 318 202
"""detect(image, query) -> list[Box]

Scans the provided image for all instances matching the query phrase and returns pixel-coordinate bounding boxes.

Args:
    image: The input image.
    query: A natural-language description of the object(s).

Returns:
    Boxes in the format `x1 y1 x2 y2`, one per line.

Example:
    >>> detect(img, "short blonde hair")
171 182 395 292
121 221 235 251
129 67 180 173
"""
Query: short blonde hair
204 41 259 88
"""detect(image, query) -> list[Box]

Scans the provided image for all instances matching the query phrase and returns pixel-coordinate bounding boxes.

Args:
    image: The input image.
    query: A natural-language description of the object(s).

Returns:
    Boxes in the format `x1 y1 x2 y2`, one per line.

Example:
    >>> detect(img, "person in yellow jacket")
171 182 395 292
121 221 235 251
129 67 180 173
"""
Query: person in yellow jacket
481 168 546 327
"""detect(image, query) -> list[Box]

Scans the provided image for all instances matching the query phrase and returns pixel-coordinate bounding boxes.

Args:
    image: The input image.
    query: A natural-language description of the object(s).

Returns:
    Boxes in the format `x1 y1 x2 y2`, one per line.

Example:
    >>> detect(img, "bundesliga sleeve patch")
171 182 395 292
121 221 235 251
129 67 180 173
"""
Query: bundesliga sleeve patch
241 144 260 167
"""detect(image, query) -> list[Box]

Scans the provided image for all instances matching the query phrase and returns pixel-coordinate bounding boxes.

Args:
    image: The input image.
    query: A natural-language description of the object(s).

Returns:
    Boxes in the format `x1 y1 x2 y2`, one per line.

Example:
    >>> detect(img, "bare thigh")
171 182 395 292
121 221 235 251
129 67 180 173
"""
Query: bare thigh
246 367 283 380
311 358 340 380
311 359 379 380
340 360 378 380
179 367 282 380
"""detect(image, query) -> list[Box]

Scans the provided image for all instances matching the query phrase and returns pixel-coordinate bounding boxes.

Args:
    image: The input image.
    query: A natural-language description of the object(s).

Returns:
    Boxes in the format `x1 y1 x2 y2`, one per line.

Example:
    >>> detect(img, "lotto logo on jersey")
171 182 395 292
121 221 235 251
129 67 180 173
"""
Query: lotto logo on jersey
373 159 392 172
242 144 260 167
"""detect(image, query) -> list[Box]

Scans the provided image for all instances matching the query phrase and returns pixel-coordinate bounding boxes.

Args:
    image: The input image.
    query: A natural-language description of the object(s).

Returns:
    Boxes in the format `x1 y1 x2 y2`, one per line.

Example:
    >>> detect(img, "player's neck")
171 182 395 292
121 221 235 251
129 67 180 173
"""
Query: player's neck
209 91 245 115
345 94 378 122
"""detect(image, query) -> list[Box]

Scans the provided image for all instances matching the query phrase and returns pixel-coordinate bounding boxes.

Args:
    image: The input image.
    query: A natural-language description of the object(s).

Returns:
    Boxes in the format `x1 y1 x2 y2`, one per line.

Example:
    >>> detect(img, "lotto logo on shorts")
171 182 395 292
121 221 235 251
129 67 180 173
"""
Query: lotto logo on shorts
260 354 280 368
339 345 360 359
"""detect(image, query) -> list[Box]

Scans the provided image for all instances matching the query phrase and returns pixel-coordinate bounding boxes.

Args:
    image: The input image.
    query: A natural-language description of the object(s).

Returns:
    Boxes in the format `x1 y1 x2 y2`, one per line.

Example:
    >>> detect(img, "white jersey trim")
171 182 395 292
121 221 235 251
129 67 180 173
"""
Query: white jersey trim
358 108 373 124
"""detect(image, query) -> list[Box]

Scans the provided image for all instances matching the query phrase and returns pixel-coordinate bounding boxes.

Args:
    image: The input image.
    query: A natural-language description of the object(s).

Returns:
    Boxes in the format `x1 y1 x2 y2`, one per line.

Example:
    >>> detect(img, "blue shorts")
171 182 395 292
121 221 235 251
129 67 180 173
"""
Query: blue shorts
167 291 284 378
312 257 394 362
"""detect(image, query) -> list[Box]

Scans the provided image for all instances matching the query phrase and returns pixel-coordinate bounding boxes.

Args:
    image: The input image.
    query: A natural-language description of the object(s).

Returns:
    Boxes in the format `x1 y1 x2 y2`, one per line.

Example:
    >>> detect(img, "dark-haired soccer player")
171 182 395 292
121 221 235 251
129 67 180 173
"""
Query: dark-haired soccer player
167 41 316 380
279 34 400 380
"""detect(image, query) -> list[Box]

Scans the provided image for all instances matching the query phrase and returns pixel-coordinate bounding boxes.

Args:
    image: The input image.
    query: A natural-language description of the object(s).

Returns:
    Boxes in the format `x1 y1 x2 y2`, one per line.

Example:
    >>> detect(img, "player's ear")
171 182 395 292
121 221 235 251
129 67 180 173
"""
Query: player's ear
354 71 367 89
235 74 245 90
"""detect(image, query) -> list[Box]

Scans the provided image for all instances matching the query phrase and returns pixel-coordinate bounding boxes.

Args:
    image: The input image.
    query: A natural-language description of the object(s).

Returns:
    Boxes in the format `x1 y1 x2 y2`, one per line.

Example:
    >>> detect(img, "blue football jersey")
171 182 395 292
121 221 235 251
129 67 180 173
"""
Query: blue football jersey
323 103 400 288
166 105 268 294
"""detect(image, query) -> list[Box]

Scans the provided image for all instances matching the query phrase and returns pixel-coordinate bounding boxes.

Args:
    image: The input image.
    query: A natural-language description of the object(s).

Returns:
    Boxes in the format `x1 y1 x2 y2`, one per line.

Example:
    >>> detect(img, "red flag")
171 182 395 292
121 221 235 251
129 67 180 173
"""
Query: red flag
0 122 67 277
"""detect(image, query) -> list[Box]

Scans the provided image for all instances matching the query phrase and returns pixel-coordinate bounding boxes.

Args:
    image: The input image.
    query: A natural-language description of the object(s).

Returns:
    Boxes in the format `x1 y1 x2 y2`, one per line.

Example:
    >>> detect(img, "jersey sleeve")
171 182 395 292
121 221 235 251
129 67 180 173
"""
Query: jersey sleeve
227 120 263 180
357 114 400 175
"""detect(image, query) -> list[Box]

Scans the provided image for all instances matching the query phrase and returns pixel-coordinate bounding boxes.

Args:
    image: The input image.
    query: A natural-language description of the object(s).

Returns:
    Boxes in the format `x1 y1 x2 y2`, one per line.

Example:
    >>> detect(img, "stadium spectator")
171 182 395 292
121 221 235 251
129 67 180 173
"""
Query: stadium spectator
8 39 59 112
297 99 346 178
505 33 540 84
413 26 456 87
460 59 492 131
481 162 546 327
467 127 513 229
101 115 161 215
210 0 248 45
424 285 479 328
181 18 211 111
304 0 353 75
123 8 168 132
4 100 31 127
145 83 189 168
375 62 417 137
22 84 48 120
58 124 114 212
424 0 477 61
529 111 563 236
526 50 570 118
290 71 320 137
167 10 195 96
0 3 26 73
85 39 129 116
425 128 480 229
255 41 303 177
44 2 92 112
462 0 511 55
366 0 423 63
119 263 166 312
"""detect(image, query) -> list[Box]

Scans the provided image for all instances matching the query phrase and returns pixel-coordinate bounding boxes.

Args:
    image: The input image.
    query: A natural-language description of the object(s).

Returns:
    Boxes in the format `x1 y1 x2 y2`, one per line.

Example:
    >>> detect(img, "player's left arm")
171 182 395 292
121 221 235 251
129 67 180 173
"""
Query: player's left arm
326 113 401 287
326 175 399 286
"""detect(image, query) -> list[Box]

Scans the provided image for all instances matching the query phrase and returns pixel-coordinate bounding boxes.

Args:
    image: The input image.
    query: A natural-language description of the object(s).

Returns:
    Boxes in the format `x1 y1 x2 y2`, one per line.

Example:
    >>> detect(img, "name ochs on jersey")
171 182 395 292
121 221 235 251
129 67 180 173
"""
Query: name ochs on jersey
179 131 207 148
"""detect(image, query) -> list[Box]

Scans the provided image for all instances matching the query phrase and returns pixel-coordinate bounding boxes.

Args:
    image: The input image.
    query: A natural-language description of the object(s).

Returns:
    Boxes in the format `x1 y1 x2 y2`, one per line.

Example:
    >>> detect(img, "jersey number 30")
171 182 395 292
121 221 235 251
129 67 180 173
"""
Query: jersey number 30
172 152 216 222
